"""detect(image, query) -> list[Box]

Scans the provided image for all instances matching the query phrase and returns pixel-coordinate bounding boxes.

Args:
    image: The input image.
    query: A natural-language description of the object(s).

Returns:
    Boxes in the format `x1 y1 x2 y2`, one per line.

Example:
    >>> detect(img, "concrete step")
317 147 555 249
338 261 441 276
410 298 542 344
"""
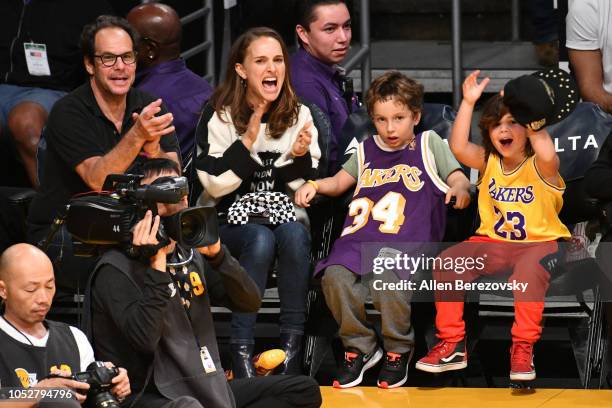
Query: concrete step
346 40 544 93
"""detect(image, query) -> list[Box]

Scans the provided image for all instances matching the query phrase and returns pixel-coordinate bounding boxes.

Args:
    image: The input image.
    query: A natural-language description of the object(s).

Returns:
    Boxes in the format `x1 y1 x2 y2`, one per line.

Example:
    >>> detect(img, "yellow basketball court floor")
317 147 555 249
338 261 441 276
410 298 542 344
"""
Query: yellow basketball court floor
321 386 612 407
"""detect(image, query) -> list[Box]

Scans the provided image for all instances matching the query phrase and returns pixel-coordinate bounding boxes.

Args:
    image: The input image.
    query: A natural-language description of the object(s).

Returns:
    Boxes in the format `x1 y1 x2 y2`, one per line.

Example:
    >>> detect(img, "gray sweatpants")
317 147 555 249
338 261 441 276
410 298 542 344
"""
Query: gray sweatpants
321 265 414 355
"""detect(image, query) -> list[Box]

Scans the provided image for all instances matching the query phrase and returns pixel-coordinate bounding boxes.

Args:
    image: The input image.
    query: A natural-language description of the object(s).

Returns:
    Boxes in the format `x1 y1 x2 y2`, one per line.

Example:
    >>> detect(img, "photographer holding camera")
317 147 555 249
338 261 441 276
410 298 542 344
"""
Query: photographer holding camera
87 158 321 408
0 244 130 407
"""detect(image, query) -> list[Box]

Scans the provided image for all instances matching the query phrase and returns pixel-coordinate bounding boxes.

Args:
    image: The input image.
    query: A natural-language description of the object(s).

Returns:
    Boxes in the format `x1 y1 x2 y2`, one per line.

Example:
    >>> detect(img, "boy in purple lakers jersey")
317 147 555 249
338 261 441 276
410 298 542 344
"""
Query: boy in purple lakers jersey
295 71 471 388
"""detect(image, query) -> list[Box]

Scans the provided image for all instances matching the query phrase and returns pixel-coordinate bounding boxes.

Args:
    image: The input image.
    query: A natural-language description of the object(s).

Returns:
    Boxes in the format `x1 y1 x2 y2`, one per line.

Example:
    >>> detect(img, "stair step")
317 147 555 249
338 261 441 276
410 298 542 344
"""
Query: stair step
345 40 543 92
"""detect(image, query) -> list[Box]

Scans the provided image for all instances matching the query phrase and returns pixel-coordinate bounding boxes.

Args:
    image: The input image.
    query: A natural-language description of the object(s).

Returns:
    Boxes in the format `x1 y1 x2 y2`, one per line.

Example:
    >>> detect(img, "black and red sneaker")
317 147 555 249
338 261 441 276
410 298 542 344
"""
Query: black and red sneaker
510 342 536 381
415 339 467 373
332 347 383 389
377 349 414 389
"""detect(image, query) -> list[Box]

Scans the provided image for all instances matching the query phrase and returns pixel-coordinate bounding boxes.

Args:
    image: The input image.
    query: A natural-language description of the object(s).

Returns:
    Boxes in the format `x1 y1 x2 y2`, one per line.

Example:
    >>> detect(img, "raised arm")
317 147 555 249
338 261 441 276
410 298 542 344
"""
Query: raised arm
449 70 488 172
528 127 561 186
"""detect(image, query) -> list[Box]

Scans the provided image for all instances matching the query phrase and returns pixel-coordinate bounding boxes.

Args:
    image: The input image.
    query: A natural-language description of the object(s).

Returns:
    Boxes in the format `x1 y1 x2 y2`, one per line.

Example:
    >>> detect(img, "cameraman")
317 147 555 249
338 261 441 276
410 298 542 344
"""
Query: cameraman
0 244 130 407
88 158 321 408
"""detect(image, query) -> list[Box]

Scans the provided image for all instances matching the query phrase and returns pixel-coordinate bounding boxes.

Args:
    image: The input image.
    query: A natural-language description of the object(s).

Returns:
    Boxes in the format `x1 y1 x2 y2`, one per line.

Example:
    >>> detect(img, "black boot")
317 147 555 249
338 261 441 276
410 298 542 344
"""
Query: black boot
231 343 256 378
276 333 304 375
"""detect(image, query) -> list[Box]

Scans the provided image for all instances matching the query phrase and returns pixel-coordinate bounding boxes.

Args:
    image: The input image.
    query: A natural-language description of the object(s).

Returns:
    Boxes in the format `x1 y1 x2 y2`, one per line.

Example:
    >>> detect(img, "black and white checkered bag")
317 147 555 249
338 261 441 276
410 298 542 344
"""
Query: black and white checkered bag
227 191 297 225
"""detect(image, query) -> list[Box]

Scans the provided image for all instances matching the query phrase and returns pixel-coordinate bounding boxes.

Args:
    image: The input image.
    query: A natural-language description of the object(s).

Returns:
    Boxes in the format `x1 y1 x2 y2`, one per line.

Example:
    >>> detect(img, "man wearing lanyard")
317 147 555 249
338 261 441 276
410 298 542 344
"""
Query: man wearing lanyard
88 158 322 408
291 0 358 173
0 0 113 187
0 243 130 407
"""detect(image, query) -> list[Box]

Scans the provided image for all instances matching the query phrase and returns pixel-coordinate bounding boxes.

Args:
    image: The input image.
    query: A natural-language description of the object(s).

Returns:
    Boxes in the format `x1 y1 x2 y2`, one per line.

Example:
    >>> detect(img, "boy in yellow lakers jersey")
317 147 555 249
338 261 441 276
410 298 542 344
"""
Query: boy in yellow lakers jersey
416 69 576 381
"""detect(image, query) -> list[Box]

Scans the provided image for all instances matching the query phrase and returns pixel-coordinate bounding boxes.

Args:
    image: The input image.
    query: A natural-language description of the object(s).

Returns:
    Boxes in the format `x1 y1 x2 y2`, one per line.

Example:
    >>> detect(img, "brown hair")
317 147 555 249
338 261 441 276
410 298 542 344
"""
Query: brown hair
295 0 348 45
478 94 533 158
81 15 139 65
209 27 299 139
365 71 424 117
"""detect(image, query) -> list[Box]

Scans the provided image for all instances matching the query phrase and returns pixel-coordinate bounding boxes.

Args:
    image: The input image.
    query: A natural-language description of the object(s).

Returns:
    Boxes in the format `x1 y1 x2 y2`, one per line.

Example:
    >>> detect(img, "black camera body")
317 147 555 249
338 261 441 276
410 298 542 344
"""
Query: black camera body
44 362 120 407
64 174 218 256
73 361 120 408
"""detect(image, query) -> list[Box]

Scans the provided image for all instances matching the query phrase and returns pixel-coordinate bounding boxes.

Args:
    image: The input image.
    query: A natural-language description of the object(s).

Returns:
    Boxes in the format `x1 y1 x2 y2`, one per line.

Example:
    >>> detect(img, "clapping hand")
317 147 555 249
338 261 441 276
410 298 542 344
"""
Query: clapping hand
291 121 313 157
131 99 175 143
242 101 269 150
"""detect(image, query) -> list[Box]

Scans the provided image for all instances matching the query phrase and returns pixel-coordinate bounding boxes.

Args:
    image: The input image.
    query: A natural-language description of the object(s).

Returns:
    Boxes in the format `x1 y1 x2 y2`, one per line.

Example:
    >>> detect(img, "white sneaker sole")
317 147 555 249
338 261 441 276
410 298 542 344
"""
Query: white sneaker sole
415 360 467 373
510 371 536 381
334 348 384 389
377 349 415 389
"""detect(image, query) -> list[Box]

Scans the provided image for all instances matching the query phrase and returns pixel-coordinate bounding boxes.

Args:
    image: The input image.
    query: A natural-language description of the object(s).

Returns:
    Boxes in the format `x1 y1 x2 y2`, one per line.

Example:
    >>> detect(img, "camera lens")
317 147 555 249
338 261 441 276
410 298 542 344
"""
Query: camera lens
180 210 206 246
92 391 121 408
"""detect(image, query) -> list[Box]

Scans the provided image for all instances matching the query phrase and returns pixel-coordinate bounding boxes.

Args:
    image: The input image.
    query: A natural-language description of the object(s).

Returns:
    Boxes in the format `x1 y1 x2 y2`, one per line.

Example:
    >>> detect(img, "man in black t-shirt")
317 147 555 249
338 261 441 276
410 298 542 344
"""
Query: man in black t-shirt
26 15 179 292
0 243 130 407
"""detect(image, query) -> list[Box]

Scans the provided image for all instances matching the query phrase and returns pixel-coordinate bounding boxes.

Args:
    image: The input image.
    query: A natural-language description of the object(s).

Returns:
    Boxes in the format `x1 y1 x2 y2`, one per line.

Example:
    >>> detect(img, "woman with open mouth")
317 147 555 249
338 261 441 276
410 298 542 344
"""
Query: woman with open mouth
194 27 322 379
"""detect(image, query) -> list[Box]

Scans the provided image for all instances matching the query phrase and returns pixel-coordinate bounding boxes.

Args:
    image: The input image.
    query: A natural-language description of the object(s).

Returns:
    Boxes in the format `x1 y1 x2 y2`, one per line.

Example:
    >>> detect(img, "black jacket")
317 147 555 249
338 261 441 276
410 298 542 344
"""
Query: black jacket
86 245 261 408
0 0 113 91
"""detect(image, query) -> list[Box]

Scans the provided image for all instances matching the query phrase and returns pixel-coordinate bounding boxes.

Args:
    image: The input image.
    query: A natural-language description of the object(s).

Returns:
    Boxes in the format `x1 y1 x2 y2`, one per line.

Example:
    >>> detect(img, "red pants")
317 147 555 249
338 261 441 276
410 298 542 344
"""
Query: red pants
434 237 559 343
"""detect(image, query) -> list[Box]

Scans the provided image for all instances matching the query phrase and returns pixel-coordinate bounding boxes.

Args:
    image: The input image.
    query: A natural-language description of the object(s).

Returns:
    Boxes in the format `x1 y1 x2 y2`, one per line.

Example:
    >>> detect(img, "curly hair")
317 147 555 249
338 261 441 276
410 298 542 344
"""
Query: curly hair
478 94 533 159
209 27 299 139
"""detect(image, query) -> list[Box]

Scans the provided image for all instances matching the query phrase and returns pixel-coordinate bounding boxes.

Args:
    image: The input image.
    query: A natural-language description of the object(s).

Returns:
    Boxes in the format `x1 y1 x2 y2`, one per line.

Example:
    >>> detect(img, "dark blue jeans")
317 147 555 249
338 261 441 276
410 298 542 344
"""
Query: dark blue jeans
219 222 312 344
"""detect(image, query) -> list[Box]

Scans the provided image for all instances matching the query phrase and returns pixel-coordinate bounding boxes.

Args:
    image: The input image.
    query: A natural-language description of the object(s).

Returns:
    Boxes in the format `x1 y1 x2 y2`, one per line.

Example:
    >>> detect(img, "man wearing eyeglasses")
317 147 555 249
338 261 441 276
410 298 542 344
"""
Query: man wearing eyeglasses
26 15 180 294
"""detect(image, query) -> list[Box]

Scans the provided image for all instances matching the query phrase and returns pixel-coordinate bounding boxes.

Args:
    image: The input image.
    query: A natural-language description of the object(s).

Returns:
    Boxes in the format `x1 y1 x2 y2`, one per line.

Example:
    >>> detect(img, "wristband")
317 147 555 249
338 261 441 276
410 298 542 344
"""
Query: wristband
307 180 319 191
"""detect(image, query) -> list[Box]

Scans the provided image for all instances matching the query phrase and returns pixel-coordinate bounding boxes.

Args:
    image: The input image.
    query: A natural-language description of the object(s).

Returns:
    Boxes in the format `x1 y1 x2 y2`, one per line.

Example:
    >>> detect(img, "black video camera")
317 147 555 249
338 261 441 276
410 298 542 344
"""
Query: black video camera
63 174 218 257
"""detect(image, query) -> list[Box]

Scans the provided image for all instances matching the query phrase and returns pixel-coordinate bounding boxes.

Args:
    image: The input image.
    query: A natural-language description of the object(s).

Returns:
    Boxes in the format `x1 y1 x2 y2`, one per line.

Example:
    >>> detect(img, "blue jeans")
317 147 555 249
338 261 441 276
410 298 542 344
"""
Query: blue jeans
219 222 312 344
0 84 66 127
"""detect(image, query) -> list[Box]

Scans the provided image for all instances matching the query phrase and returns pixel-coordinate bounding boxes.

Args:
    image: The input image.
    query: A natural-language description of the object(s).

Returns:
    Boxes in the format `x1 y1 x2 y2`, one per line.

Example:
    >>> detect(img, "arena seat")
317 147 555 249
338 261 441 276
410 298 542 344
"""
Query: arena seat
303 102 612 387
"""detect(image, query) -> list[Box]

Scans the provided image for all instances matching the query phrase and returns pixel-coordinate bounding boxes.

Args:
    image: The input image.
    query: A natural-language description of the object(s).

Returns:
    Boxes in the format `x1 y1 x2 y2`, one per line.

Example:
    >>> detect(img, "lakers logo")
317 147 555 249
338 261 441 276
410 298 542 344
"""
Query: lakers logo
357 164 424 193
14 368 37 388
488 178 535 204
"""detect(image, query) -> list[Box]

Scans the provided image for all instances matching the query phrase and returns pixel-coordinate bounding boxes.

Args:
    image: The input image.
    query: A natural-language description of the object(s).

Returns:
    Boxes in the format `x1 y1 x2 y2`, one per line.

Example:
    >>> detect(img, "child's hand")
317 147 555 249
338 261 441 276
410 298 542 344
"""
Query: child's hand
295 182 317 207
462 70 490 106
446 185 471 209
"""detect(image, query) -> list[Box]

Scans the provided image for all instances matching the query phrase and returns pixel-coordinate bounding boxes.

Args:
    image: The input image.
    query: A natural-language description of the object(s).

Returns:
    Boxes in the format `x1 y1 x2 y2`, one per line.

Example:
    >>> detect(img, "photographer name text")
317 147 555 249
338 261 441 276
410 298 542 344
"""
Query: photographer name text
372 279 529 293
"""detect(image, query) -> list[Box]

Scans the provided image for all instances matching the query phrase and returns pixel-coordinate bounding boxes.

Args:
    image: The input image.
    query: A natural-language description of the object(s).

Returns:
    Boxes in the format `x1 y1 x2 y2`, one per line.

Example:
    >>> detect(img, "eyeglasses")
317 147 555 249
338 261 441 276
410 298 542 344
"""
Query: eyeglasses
94 52 137 67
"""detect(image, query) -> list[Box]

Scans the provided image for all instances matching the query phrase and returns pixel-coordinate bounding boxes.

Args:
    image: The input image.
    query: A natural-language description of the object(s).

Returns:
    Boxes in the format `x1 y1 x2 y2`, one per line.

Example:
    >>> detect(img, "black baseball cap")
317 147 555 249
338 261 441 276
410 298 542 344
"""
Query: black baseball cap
503 68 579 131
